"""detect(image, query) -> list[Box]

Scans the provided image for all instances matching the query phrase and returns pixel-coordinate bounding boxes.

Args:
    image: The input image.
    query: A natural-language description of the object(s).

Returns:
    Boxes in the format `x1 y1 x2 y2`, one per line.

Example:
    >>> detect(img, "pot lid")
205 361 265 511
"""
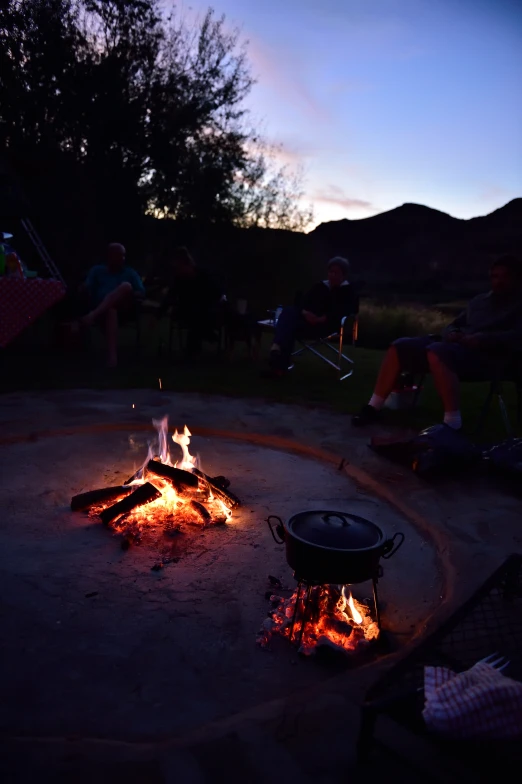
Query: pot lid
287 510 383 551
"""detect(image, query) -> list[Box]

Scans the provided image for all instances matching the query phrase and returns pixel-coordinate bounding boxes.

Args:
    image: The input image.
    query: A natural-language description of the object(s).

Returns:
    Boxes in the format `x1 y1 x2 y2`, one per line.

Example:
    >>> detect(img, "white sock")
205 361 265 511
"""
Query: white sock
369 394 385 411
444 411 462 430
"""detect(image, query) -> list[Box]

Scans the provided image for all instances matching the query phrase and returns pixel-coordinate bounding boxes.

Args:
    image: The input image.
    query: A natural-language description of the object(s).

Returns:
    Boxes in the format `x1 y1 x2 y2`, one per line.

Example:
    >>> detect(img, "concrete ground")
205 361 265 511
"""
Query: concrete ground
1 389 521 783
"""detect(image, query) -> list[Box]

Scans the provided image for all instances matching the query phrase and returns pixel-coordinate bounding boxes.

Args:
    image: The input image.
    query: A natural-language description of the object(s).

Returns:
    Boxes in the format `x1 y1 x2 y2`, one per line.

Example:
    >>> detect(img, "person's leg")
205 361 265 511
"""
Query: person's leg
104 307 119 367
425 345 461 428
426 342 499 430
270 306 301 370
82 282 133 327
352 337 432 426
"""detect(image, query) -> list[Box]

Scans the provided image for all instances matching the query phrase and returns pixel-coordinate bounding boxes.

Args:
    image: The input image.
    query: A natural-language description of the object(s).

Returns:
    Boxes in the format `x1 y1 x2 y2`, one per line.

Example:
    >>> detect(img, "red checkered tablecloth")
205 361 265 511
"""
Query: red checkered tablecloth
0 277 66 348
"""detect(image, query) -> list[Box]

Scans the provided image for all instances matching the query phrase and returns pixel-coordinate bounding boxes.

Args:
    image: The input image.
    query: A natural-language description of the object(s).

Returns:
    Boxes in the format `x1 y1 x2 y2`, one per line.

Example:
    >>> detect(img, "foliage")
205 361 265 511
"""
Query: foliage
231 141 314 231
358 302 449 349
0 0 311 232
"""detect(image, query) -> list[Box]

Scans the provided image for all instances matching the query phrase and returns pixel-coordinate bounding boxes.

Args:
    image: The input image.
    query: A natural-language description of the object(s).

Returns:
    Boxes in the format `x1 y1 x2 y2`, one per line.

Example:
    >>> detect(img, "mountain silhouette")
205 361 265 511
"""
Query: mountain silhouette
309 199 522 296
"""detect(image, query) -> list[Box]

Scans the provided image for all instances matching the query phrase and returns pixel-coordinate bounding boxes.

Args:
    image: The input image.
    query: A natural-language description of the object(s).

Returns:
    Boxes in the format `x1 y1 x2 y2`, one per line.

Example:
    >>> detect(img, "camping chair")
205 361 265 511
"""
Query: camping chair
473 355 522 436
290 312 359 381
289 287 360 380
166 297 228 355
411 349 522 436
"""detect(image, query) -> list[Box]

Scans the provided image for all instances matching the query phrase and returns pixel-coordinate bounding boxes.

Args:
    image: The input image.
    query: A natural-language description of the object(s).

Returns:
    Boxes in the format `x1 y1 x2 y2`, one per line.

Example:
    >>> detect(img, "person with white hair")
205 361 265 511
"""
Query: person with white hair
72 243 145 367
266 256 355 377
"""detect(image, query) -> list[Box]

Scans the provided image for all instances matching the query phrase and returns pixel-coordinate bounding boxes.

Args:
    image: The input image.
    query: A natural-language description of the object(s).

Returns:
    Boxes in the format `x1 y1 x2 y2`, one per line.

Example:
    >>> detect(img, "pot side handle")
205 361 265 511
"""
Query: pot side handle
382 532 405 559
267 516 285 544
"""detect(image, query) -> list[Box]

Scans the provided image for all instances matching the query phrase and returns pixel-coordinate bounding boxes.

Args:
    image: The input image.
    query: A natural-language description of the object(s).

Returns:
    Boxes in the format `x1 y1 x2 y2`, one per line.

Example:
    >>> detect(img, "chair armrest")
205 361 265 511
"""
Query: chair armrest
340 313 358 326
340 313 359 345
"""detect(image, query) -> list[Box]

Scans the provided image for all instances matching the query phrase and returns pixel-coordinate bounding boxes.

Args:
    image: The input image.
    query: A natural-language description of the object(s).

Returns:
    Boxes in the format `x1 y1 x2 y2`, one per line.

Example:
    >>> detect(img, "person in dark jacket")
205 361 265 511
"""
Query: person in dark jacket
267 256 357 376
352 255 522 431
160 247 225 357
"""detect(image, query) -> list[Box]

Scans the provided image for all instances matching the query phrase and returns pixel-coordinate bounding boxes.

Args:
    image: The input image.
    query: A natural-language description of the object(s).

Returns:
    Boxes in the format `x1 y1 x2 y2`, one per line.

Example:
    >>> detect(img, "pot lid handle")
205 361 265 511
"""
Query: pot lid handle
321 513 351 527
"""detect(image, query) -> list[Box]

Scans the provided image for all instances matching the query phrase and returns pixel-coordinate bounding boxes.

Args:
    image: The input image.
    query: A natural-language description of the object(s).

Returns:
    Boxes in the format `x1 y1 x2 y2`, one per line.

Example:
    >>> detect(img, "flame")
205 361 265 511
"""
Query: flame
217 498 233 521
258 584 378 656
90 417 233 537
172 425 198 472
335 587 363 625
158 378 162 390
154 416 171 464
343 588 362 623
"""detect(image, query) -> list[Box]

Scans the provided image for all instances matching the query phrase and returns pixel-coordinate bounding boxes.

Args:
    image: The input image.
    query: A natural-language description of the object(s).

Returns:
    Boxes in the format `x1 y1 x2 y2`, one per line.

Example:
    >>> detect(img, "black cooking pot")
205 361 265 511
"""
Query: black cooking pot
267 510 404 585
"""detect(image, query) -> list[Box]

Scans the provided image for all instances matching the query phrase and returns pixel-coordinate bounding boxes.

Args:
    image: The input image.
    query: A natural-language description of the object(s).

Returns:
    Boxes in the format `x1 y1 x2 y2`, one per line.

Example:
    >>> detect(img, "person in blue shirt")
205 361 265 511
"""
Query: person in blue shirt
73 243 145 367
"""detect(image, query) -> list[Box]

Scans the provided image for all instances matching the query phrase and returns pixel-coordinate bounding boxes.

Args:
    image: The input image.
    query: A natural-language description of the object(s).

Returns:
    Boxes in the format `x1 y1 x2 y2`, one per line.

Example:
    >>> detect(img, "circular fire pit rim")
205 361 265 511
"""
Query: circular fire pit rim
0 418 454 749
0 420 454 625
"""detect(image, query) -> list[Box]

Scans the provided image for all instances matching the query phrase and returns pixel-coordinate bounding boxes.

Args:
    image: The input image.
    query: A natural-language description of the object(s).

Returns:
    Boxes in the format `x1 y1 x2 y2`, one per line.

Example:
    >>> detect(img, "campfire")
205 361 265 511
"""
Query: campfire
70 417 240 551
258 582 379 657
261 510 403 659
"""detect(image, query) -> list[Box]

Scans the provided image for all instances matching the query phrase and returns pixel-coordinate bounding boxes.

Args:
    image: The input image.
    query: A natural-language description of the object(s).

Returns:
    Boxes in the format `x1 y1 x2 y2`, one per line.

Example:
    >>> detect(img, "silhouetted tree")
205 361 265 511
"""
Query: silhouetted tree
0 0 312 236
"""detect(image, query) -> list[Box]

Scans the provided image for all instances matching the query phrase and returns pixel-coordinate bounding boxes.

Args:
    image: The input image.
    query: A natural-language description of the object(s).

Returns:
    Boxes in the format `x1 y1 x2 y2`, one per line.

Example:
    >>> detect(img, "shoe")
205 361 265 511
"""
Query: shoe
352 405 381 427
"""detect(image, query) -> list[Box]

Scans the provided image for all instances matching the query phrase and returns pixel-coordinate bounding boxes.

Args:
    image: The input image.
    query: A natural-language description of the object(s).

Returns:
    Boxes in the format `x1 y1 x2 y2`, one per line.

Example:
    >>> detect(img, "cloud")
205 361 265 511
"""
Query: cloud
313 185 374 212
247 37 330 122
242 135 313 172
264 136 319 168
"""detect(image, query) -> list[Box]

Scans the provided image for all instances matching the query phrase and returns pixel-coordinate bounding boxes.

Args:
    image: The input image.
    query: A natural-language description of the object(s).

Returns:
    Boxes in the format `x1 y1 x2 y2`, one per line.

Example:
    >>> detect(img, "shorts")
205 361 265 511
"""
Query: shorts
393 336 499 382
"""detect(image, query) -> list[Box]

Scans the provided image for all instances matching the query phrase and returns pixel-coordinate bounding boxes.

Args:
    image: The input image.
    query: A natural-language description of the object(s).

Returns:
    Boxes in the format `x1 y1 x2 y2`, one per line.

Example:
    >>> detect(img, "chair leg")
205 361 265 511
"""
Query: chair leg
337 324 344 380
136 318 141 355
498 392 513 437
474 383 495 437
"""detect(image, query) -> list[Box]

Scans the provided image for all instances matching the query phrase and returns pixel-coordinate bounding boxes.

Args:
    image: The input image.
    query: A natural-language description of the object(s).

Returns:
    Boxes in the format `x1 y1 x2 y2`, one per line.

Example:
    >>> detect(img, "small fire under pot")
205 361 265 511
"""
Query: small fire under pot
262 511 404 657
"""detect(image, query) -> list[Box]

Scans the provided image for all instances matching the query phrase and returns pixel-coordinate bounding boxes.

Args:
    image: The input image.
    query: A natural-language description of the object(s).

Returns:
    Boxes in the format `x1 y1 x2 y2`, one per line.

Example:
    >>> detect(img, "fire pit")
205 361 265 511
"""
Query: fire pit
0 396 443 743
70 417 240 559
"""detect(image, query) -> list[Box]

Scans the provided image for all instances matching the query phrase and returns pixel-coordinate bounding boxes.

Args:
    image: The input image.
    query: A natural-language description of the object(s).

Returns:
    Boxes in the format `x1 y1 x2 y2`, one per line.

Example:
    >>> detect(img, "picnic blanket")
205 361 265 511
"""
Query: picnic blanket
0 277 66 347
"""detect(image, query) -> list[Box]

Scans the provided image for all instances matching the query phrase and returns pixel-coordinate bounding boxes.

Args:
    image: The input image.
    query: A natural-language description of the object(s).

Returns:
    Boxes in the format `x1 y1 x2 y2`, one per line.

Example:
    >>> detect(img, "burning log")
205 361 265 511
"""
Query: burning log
189 500 212 524
323 617 354 637
71 485 134 512
193 469 241 509
99 482 161 526
123 467 145 485
146 460 199 490
211 475 230 490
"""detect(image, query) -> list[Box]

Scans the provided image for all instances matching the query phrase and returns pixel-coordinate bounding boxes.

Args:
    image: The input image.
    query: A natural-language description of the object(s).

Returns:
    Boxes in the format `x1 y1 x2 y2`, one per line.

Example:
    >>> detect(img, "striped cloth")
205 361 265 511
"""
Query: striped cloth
423 662 522 739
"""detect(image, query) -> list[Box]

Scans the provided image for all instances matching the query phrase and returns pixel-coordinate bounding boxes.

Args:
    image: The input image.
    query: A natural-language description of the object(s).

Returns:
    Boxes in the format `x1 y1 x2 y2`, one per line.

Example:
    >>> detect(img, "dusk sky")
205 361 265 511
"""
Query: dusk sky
181 0 521 228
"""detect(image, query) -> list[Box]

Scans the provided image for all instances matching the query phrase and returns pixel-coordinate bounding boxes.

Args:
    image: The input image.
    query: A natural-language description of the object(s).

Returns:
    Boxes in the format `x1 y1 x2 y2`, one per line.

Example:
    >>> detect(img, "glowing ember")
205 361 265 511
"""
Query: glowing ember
258 584 379 657
88 417 235 549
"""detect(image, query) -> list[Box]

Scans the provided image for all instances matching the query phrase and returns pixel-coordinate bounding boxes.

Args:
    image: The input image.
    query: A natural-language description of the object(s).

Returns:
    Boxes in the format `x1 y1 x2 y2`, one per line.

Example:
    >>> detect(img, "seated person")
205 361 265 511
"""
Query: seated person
71 243 145 367
160 247 225 358
267 256 357 376
353 255 522 430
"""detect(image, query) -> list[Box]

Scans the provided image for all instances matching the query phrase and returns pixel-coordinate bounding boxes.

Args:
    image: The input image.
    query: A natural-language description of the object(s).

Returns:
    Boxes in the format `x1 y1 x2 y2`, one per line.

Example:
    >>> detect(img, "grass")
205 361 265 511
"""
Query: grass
0 312 518 442
358 302 448 349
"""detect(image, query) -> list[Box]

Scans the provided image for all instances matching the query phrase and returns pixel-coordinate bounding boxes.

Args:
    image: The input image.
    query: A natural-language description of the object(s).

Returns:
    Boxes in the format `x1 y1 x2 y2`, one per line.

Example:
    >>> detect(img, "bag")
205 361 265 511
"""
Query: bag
370 424 481 477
